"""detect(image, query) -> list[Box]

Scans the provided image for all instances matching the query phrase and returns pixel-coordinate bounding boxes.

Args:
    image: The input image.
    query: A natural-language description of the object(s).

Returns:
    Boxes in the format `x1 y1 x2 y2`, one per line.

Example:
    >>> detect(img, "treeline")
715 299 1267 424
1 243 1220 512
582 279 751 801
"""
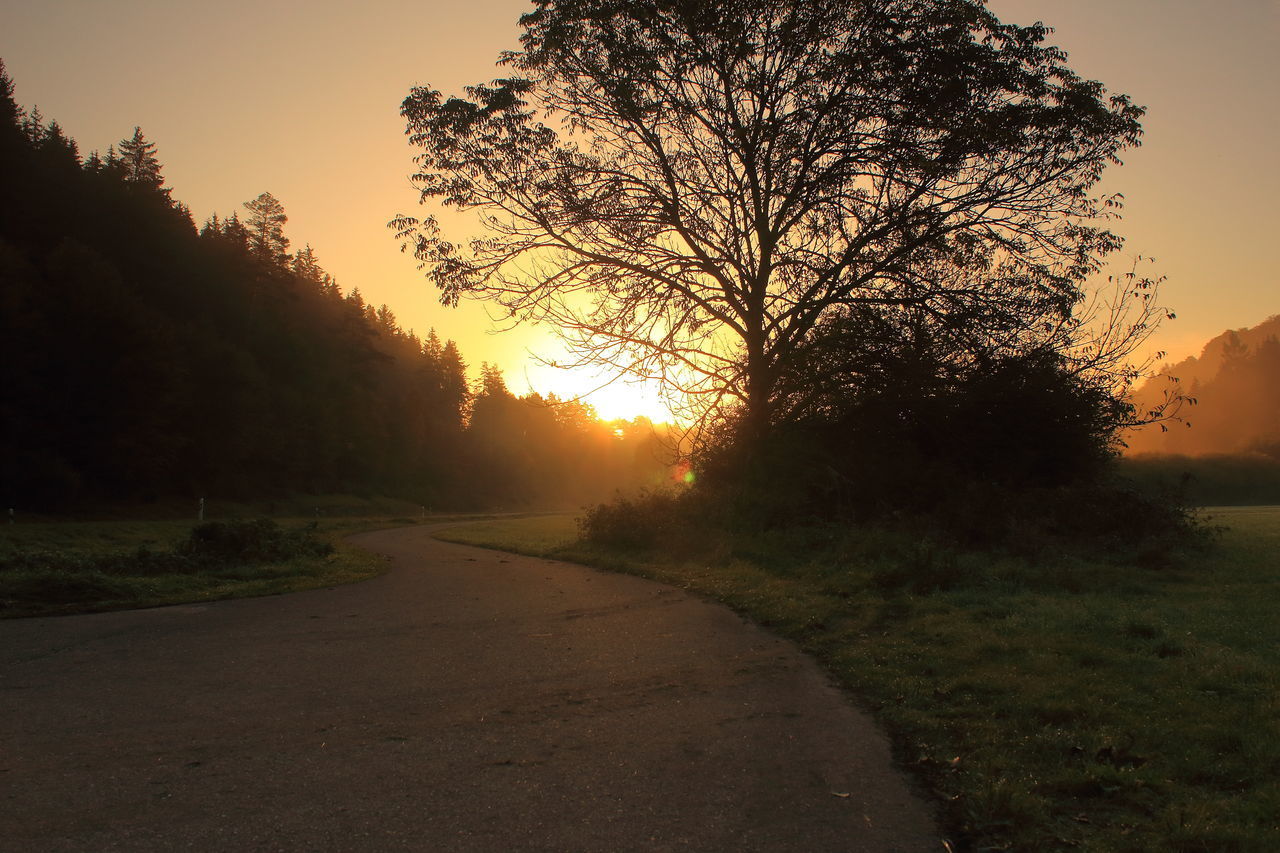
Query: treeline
1126 314 1280 459
0 60 669 511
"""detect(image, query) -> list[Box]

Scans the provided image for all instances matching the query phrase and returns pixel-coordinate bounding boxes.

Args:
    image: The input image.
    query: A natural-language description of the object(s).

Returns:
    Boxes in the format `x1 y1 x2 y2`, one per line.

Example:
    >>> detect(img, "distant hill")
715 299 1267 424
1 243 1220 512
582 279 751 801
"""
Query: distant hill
1125 314 1280 457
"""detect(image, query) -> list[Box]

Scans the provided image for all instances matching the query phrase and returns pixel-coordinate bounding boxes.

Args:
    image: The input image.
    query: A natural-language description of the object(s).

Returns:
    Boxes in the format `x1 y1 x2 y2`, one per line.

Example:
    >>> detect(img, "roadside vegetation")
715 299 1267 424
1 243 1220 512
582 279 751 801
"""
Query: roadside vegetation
439 505 1280 852
0 501 418 617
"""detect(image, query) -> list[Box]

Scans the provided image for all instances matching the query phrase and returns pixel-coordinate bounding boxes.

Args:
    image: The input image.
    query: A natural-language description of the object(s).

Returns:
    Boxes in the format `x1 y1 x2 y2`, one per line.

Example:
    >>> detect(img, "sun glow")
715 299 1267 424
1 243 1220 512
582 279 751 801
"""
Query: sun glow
575 375 676 424
521 362 677 423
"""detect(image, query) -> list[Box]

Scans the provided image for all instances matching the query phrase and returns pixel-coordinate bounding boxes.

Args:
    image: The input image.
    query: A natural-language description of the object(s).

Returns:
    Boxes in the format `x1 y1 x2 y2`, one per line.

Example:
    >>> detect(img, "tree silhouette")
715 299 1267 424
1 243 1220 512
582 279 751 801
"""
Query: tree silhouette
0 59 20 128
117 126 164 189
396 0 1161 443
0 56 682 510
243 191 289 265
292 243 324 283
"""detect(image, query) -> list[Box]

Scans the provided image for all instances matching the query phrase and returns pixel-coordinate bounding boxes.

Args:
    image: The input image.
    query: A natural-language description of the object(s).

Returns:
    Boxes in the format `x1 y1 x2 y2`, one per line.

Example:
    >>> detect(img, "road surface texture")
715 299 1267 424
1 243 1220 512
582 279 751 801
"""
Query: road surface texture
2 524 941 851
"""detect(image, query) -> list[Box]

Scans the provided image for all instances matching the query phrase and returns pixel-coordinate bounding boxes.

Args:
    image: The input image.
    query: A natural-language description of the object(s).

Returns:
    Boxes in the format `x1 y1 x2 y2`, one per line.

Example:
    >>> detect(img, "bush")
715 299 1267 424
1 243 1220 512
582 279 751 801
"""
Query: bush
578 490 687 551
178 519 333 564
580 347 1205 570
578 467 1203 584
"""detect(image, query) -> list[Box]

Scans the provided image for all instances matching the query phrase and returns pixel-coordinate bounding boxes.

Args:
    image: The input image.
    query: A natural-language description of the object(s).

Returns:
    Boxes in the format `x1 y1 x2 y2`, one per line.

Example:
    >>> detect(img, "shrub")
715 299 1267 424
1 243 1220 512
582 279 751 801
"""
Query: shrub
578 490 685 551
178 519 333 565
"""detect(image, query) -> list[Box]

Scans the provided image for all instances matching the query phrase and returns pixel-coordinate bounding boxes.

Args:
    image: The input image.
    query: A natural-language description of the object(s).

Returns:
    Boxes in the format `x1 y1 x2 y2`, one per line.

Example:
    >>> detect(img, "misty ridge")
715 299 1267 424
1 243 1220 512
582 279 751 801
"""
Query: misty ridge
1126 314 1280 459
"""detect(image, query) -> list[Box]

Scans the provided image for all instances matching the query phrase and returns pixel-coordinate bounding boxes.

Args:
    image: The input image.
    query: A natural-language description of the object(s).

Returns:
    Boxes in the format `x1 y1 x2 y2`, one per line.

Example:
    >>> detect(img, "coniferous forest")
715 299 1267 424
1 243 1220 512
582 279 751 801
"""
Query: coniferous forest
0 61 668 511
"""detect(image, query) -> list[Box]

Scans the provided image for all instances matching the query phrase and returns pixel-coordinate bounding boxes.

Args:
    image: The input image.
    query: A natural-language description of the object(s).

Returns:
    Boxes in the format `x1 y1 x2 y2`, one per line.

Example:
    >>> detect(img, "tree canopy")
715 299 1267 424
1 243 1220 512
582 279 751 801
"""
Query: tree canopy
396 0 1161 442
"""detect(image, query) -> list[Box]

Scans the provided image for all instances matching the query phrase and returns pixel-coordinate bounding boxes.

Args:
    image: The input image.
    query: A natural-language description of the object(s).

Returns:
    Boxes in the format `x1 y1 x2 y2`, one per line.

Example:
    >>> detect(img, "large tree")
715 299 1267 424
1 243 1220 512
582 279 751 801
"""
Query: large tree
395 0 1157 440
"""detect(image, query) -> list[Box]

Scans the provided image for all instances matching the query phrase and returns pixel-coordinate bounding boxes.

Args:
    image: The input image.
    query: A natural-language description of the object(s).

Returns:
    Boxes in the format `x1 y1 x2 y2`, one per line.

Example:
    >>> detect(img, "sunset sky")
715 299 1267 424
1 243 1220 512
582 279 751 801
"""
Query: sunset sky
3 0 1276 420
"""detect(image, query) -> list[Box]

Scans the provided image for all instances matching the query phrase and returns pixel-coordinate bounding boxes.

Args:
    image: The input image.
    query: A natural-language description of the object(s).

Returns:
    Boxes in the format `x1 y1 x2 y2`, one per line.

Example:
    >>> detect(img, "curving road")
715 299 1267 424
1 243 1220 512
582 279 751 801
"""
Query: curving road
1 524 941 851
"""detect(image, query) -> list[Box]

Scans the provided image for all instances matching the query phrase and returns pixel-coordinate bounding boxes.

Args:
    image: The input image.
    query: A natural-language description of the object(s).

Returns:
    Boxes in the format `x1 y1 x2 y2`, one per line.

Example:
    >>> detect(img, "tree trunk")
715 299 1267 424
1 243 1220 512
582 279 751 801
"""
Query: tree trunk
743 331 771 452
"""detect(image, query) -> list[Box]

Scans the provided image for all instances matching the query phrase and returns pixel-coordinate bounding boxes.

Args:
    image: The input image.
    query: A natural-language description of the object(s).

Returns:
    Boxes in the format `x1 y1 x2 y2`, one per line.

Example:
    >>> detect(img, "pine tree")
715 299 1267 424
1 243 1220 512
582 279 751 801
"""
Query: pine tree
200 212 221 238
20 105 43 144
39 121 79 164
346 286 365 312
0 61 29 162
117 126 164 189
221 211 250 252
99 144 123 177
172 201 194 229
0 59 24 130
422 329 443 363
31 120 81 174
440 340 470 426
291 243 324 283
243 191 289 265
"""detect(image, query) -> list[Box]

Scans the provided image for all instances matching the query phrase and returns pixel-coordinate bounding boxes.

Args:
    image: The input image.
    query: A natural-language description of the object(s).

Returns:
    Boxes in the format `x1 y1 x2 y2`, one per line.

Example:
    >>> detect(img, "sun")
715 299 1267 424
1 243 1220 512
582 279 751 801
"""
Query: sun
581 378 675 423
521 362 676 423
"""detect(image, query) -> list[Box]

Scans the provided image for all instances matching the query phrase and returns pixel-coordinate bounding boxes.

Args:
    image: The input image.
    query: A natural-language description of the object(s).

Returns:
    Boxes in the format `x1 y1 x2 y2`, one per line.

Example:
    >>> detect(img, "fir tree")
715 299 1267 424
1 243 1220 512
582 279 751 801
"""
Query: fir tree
19 104 43 144
0 59 24 129
221 211 250 252
117 126 164 189
291 243 324 283
39 121 79 163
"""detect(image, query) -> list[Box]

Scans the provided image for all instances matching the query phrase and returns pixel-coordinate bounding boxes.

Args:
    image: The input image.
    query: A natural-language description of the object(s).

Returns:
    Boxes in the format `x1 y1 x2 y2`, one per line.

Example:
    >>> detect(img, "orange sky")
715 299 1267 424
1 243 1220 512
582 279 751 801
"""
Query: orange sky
2 0 1277 420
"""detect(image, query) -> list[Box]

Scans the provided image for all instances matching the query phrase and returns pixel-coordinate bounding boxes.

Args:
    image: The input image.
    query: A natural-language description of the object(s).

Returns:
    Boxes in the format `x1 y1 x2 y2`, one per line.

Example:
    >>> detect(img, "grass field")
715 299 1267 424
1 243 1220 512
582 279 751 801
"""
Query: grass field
438 506 1280 852
0 513 405 617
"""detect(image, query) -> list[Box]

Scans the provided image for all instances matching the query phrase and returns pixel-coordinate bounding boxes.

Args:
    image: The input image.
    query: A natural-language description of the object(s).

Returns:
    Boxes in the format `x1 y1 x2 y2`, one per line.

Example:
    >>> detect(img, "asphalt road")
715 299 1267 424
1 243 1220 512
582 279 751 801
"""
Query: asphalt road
2 524 941 851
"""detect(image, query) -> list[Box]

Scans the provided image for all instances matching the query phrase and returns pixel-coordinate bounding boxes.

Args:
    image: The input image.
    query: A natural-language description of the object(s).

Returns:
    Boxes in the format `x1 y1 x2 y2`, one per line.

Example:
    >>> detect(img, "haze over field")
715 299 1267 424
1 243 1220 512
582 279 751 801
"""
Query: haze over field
1128 314 1280 457
2 0 1275 418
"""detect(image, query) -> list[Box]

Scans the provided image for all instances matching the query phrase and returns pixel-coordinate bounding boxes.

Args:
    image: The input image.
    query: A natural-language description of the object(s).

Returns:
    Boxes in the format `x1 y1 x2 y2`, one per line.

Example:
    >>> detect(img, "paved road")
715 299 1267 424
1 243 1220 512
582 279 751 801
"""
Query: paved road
2 524 941 851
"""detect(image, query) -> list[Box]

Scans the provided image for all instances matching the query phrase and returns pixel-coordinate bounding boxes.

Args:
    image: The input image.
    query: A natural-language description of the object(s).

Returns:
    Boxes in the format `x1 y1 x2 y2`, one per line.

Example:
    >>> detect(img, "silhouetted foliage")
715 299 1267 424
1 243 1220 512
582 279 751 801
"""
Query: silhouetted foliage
242 191 289 265
396 0 1163 449
396 0 1183 550
0 60 667 511
116 126 166 192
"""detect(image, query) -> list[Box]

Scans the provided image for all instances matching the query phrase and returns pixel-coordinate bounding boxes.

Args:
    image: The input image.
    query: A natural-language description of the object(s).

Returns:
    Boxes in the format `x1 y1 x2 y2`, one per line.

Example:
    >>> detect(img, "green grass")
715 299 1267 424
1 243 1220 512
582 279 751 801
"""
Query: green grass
1120 454 1280 506
438 506 1280 852
0 515 402 617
